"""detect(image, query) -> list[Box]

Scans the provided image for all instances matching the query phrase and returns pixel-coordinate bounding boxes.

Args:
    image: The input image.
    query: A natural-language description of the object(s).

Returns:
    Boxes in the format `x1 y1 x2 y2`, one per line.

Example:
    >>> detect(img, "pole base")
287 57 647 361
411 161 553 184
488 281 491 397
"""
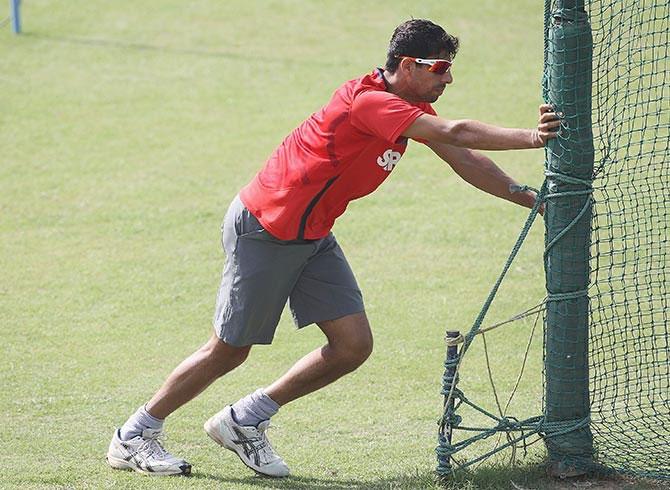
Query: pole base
546 460 589 479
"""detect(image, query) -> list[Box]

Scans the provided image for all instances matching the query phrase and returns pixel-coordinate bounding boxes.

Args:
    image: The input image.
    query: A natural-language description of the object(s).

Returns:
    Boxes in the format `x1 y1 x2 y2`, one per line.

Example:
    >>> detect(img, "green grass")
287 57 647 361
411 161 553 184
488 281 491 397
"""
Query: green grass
1 1 663 489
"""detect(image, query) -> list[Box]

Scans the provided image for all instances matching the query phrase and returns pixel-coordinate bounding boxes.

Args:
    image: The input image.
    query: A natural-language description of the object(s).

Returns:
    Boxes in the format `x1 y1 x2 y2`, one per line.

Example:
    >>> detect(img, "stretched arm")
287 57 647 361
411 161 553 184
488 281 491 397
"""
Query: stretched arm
403 104 560 150
427 140 540 211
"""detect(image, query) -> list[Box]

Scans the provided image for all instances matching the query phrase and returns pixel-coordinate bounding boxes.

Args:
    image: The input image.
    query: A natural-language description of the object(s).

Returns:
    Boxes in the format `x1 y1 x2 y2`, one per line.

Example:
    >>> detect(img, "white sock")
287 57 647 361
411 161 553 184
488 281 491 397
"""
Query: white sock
119 405 164 441
231 389 280 427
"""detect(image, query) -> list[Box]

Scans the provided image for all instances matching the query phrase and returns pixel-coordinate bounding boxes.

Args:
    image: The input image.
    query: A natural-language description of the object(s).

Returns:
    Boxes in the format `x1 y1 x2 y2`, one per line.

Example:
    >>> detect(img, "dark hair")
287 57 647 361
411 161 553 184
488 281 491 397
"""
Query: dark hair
385 19 459 73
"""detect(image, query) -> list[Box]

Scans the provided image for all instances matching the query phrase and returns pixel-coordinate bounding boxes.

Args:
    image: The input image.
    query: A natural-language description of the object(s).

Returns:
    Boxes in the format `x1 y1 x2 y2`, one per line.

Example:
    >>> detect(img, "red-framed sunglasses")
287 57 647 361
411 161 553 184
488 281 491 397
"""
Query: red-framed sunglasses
400 56 453 74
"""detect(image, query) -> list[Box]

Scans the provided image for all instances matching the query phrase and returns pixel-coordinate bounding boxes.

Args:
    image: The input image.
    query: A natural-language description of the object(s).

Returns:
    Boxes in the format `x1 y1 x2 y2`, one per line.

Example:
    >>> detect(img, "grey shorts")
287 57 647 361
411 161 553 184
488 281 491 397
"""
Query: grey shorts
212 195 365 347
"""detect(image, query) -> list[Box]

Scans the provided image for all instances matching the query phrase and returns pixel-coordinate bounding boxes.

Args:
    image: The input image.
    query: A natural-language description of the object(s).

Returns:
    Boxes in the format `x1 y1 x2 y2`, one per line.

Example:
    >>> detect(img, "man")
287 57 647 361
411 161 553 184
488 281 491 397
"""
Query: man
107 19 559 477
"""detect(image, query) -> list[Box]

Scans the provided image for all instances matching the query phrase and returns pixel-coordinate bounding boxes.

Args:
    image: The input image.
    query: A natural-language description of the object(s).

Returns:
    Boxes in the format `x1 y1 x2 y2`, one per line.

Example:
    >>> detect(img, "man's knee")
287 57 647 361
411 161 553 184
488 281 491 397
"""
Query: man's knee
335 339 372 372
351 337 373 368
332 325 374 370
203 334 251 373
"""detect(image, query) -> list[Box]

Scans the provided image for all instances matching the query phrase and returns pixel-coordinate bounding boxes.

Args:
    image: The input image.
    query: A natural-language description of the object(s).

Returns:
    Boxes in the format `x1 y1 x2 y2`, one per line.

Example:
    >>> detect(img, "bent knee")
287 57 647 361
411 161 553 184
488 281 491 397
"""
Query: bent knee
226 345 251 366
356 334 374 362
336 333 373 369
204 335 251 370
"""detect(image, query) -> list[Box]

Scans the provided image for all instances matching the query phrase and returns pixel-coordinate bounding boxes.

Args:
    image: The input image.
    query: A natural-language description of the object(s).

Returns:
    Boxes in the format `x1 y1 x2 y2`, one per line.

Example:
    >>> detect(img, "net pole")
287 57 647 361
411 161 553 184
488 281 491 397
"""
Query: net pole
436 331 461 476
543 0 594 475
10 0 20 34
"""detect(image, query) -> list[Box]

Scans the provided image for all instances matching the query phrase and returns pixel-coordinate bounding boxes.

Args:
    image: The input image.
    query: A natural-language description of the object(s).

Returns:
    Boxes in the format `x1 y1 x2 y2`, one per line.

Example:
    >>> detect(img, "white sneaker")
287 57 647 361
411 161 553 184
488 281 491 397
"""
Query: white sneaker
106 428 192 476
204 406 289 477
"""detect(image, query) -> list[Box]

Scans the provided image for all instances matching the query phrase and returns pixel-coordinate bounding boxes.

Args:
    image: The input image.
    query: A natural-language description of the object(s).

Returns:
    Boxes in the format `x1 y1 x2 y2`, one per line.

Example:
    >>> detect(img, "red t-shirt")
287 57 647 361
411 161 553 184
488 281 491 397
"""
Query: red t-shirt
240 68 437 240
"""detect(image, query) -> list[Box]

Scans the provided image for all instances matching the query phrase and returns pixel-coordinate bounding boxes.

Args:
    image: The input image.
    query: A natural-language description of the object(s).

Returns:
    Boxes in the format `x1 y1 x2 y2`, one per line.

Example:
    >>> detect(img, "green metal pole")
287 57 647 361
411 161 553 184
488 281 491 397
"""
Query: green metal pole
543 0 594 476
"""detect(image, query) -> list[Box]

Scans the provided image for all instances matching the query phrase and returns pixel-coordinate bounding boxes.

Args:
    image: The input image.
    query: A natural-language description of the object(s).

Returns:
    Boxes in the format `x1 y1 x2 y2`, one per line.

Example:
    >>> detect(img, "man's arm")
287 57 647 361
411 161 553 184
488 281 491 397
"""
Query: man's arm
403 104 560 150
427 140 539 211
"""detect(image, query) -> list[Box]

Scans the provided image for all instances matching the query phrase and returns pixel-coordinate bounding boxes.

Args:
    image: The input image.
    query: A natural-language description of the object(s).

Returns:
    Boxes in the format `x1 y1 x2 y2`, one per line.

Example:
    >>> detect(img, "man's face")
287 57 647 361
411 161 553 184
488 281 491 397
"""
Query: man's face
405 52 454 103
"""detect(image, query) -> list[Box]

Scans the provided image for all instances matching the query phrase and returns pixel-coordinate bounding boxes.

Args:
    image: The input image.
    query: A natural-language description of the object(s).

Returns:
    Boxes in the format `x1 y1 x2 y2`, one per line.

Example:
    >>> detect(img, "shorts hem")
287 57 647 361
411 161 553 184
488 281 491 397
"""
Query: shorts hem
213 325 275 347
294 307 366 329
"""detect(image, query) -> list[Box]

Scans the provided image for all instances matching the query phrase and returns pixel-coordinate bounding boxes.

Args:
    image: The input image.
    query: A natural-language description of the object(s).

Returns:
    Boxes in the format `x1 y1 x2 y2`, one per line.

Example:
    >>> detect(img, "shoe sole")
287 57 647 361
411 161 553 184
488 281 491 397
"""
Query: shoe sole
203 416 288 478
106 454 191 476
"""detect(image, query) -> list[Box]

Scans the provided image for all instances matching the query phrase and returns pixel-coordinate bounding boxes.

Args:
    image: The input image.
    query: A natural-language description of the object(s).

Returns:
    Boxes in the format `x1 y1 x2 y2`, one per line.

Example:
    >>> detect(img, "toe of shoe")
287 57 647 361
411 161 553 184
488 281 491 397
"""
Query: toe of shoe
155 461 192 476
261 461 290 478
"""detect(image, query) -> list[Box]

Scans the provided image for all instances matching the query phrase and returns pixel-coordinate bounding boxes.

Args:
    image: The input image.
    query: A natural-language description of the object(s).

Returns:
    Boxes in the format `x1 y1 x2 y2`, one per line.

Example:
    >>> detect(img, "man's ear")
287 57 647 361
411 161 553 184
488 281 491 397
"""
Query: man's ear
399 57 414 75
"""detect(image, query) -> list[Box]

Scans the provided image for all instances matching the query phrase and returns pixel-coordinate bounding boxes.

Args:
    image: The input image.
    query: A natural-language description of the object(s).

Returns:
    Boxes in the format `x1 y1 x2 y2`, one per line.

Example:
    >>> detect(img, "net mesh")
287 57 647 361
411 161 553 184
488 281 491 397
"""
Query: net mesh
542 0 669 477
581 0 669 478
436 0 669 480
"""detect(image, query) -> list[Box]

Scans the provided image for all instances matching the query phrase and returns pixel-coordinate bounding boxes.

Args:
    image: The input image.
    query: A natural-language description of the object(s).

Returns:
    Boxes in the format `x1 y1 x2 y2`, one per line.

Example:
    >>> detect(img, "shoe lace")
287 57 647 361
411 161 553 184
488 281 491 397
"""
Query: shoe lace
254 426 279 462
239 426 278 464
139 432 170 460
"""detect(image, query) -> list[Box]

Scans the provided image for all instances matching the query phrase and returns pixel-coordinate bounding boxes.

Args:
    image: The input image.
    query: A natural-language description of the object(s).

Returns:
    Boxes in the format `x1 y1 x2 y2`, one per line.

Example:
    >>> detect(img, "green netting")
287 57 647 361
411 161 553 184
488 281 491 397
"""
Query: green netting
577 0 669 479
437 0 669 480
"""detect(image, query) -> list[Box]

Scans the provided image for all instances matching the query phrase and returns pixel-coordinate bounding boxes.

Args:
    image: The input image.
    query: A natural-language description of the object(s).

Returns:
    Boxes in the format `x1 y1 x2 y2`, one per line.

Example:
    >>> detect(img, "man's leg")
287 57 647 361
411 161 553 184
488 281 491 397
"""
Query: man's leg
203 311 371 478
107 333 250 476
146 333 251 419
224 312 371 427
265 311 372 405
214 237 370 452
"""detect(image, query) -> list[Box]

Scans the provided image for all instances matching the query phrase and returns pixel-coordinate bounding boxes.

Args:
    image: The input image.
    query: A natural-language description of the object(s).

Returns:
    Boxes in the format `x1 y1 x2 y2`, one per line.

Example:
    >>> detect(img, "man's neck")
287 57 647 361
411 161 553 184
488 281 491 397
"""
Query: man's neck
382 69 415 102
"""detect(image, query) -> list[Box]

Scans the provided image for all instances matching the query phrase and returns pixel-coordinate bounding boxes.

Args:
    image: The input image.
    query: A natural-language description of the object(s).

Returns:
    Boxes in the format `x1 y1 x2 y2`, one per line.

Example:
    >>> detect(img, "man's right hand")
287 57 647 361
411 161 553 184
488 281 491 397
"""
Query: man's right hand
531 104 561 147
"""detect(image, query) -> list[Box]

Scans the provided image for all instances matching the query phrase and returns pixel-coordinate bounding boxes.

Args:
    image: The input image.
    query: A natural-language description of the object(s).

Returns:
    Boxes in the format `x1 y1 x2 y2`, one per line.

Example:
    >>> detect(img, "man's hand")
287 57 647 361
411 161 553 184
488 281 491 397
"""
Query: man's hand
531 104 561 147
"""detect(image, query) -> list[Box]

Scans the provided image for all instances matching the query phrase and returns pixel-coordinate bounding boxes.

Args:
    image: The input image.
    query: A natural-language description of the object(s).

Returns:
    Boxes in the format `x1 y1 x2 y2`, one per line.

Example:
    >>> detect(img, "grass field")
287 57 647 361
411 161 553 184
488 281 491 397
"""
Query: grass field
1 1 663 489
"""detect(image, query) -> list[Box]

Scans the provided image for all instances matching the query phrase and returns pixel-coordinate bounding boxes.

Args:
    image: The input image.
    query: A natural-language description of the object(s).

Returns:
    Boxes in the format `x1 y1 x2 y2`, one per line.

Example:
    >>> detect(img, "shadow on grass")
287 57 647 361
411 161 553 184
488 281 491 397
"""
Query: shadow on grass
190 470 437 490
22 32 339 67
191 462 668 490
436 461 667 490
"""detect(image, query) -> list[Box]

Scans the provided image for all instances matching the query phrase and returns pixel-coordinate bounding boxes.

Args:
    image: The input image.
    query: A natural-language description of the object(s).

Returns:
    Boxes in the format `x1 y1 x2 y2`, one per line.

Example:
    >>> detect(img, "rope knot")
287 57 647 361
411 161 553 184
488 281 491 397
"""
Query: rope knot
509 184 540 194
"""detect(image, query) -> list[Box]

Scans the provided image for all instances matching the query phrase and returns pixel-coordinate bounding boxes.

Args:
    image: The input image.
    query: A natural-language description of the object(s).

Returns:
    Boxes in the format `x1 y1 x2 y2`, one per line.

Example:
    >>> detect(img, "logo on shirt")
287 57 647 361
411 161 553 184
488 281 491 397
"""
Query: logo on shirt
376 149 402 172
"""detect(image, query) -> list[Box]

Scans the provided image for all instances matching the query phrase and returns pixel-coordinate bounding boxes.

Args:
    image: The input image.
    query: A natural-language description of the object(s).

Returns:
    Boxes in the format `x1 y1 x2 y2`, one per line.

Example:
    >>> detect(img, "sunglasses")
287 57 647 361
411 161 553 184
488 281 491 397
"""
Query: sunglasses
400 56 453 74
